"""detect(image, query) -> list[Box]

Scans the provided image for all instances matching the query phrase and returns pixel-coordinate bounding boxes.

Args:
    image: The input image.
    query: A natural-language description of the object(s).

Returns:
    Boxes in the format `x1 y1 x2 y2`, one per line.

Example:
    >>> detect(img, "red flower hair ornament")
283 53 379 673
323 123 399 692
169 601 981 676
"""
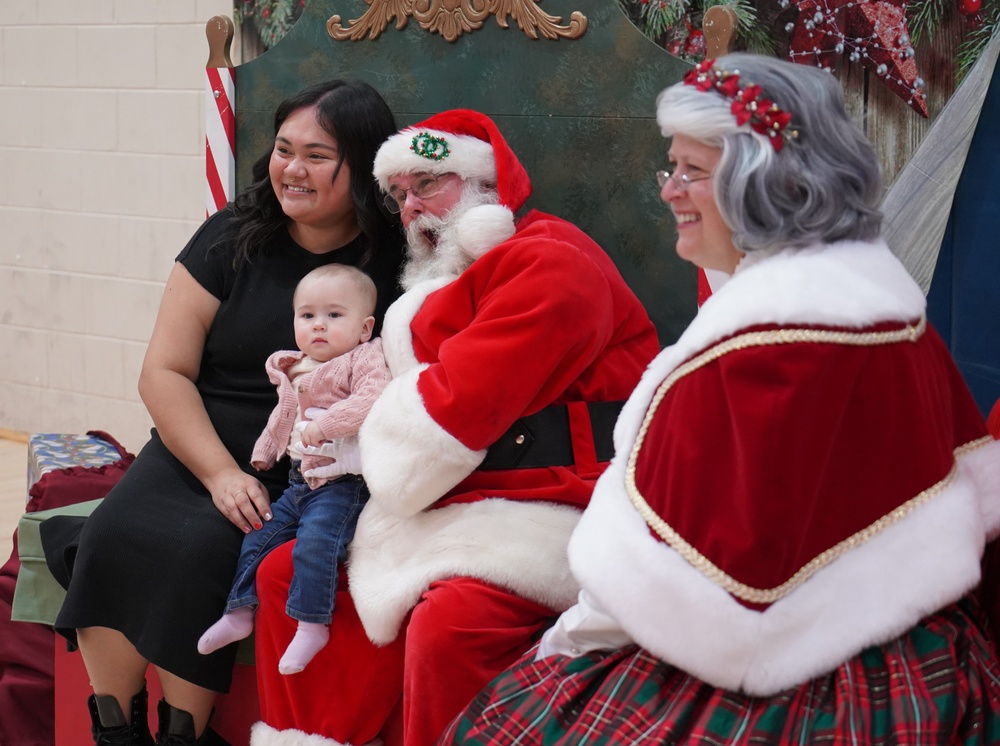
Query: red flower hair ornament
683 59 798 152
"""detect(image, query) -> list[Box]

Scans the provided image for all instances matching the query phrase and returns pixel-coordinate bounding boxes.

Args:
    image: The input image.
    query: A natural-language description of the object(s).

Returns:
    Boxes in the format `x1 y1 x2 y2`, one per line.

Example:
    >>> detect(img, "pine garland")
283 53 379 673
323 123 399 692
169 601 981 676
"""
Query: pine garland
236 0 306 50
617 0 773 58
727 0 776 55
617 0 993 80
908 0 951 43
955 6 999 80
902 0 997 80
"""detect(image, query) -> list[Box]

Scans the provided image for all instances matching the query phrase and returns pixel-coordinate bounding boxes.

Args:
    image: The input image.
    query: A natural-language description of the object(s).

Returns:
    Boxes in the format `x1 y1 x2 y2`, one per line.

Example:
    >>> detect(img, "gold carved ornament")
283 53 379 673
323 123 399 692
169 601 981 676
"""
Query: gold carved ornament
327 0 587 44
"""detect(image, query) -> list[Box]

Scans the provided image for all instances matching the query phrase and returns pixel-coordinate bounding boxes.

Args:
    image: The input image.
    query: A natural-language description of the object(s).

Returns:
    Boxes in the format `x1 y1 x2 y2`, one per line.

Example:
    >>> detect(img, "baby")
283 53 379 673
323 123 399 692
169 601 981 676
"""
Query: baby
198 264 390 674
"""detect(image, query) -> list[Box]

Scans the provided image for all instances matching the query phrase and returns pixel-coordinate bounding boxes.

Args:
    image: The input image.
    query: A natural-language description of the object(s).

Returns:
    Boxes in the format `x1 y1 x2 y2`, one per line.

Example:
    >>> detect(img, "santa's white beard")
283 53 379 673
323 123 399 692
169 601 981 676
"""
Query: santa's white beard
400 185 498 291
401 212 464 290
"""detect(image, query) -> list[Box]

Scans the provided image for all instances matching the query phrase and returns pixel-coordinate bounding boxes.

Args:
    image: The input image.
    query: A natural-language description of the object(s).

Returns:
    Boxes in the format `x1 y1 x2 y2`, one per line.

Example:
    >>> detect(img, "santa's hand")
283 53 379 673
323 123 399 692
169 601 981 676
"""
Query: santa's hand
308 437 362 475
303 462 349 480
294 439 342 458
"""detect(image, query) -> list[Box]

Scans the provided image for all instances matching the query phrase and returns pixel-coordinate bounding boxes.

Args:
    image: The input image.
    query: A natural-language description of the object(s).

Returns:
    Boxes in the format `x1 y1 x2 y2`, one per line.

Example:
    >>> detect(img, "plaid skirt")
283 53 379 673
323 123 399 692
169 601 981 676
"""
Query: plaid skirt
441 597 1000 745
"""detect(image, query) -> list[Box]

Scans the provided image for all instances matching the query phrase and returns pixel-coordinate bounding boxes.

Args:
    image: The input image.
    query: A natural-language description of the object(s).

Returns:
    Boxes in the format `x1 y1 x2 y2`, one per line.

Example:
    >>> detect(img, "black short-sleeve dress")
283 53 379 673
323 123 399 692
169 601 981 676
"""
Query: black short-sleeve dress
54 207 401 691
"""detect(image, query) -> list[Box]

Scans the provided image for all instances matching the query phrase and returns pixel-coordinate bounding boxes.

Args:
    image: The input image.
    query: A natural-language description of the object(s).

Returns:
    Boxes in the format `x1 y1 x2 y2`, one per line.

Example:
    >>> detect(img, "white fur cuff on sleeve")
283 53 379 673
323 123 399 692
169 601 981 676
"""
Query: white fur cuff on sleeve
360 365 485 517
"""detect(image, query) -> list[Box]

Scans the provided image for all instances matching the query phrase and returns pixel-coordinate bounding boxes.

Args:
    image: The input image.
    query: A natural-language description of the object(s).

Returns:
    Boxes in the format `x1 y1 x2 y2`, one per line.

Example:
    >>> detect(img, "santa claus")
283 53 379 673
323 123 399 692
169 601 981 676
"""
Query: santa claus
249 109 661 746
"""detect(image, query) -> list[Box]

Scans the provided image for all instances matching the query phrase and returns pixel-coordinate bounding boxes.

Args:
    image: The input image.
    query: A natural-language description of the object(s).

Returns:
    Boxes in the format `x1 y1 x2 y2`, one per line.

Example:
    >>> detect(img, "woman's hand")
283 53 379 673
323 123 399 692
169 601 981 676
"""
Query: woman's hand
207 468 273 533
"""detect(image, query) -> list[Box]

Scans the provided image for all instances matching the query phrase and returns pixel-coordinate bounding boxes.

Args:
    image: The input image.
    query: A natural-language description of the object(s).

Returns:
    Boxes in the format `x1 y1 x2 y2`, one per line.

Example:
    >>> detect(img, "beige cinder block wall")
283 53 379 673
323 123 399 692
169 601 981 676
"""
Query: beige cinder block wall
0 1 237 452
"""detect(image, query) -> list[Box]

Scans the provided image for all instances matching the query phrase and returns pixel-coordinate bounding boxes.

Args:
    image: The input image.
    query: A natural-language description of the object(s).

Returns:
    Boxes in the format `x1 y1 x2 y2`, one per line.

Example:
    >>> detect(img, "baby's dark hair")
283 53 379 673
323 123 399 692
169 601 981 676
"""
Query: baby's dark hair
294 265 377 317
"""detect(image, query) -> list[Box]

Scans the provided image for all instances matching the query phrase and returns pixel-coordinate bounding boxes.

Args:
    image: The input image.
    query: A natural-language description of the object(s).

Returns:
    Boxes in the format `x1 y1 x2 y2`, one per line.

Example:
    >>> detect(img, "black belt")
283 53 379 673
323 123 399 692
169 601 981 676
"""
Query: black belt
477 401 625 471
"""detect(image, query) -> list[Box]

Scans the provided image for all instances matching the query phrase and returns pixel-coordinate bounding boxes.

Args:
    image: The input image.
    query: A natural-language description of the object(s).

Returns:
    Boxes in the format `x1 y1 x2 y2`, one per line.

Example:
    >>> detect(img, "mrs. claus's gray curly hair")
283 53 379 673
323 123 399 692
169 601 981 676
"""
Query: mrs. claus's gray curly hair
656 53 883 254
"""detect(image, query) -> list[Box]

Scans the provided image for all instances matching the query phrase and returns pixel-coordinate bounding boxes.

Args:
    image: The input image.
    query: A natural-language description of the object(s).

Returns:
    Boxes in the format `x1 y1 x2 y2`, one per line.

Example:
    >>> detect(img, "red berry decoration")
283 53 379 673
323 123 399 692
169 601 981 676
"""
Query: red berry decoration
959 0 981 14
684 29 706 59
262 7 270 18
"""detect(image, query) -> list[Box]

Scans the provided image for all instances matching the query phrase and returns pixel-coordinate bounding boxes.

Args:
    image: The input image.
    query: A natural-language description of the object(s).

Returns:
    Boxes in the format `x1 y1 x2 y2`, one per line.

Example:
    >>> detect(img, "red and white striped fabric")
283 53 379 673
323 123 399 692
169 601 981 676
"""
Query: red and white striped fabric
205 66 235 216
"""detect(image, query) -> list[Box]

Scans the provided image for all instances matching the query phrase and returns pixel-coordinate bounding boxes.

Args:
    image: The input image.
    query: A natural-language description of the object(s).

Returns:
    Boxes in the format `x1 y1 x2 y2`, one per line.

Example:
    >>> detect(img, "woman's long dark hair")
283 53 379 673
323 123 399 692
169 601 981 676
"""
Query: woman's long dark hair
230 79 400 268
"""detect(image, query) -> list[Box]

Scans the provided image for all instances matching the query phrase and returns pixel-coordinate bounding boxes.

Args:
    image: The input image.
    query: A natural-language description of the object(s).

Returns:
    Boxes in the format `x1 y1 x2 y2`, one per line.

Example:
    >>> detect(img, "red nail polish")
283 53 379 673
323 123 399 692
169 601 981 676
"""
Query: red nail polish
254 522 262 530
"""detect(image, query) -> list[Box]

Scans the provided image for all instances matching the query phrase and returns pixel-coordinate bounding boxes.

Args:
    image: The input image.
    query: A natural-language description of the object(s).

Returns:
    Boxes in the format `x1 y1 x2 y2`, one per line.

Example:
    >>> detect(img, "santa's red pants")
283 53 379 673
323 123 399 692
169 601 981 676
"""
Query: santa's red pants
254 540 558 746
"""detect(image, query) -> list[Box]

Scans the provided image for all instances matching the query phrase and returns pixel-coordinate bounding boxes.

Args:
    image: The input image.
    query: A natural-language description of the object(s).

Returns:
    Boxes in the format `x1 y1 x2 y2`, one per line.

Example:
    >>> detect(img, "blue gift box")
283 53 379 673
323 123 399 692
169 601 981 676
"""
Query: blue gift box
27 433 123 493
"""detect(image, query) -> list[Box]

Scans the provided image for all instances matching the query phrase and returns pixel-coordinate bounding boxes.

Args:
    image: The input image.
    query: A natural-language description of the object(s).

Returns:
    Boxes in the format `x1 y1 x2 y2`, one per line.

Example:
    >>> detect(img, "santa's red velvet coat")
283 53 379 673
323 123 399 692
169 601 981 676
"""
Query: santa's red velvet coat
349 208 661 645
563 239 1000 695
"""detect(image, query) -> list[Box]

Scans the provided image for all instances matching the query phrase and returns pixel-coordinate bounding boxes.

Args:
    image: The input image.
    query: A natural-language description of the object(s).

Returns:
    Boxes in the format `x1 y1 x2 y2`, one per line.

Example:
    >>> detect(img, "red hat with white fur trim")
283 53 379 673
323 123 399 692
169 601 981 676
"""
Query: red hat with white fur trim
373 109 533 258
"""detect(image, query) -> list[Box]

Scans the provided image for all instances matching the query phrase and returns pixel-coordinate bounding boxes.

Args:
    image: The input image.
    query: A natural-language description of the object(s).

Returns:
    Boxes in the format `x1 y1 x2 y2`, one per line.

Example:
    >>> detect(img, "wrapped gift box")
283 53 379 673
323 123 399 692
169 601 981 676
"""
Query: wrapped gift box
27 433 123 493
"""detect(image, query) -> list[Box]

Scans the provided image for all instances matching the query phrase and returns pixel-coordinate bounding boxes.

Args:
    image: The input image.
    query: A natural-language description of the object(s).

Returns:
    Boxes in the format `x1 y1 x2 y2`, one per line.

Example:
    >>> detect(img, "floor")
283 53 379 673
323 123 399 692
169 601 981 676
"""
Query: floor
0 436 29 565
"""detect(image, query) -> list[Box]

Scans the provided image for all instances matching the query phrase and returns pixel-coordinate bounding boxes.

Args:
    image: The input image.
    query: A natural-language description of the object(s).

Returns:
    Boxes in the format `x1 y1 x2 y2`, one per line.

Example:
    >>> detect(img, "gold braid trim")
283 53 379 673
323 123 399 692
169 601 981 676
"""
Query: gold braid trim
956 436 995 457
623 317 989 605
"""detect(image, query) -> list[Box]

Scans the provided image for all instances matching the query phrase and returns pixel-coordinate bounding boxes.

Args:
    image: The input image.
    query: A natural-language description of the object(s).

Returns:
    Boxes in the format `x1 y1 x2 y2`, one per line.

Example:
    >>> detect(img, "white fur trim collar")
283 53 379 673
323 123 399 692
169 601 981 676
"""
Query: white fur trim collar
699 240 923 352
380 277 453 377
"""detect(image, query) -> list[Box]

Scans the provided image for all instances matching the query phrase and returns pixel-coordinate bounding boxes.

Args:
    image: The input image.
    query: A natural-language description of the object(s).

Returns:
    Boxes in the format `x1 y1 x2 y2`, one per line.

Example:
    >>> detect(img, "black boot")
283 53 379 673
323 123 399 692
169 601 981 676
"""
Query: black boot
87 686 154 746
155 700 231 746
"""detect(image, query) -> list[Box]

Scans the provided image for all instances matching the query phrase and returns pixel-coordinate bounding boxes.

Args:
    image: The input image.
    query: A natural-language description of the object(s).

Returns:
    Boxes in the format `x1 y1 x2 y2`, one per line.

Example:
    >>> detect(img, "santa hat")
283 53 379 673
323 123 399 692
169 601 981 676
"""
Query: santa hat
373 109 532 258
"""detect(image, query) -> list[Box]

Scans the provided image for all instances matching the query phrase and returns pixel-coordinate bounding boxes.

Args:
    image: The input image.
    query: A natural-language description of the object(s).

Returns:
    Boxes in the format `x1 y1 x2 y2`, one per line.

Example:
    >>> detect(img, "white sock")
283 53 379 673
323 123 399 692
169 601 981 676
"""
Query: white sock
197 607 254 655
278 621 330 675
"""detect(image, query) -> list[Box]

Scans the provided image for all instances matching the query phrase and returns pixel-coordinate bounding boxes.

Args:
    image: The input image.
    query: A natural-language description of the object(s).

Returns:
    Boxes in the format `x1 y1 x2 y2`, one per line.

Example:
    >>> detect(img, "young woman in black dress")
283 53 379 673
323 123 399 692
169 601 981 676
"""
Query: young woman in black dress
54 79 403 746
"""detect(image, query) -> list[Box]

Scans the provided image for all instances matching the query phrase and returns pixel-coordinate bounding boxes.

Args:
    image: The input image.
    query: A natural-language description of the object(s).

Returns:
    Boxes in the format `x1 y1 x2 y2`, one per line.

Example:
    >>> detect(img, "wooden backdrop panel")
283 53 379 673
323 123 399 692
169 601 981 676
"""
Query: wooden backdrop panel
835 12 965 190
234 1 696 344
